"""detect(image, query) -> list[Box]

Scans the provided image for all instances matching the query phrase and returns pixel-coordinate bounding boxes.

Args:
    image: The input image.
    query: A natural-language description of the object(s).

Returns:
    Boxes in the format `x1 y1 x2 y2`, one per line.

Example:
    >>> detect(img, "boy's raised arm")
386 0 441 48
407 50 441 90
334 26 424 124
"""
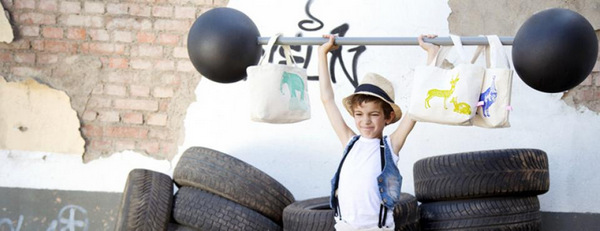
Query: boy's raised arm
390 34 439 154
319 35 355 146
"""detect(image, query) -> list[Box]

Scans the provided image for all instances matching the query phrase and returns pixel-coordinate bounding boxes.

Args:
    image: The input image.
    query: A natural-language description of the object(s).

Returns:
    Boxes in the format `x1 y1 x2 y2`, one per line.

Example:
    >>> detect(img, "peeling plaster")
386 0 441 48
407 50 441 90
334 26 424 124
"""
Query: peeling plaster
0 1 13 43
0 76 85 155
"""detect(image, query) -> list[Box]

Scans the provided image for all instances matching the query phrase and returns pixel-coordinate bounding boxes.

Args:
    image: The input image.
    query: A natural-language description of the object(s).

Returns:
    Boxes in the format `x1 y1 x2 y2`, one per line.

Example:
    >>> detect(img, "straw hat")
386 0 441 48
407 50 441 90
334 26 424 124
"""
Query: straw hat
342 73 403 124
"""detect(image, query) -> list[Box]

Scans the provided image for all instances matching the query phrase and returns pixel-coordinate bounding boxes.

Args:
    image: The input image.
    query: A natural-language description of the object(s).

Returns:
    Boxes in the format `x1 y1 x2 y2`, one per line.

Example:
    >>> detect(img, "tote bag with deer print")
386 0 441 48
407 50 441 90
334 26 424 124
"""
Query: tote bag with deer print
247 34 310 124
408 35 485 125
470 35 513 128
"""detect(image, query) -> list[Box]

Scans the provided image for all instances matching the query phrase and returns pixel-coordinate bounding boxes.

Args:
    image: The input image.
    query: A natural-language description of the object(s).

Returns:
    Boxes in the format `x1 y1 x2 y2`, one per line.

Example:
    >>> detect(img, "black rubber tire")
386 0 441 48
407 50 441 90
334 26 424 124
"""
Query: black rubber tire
414 149 549 202
393 193 420 231
282 196 335 231
420 196 541 231
167 223 198 231
173 187 282 231
282 193 419 231
173 146 295 225
115 169 173 231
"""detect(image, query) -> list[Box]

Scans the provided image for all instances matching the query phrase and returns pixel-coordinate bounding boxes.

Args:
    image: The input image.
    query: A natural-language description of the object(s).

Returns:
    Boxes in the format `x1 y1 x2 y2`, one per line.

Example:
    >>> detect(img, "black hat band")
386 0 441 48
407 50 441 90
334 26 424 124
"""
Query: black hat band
354 84 394 103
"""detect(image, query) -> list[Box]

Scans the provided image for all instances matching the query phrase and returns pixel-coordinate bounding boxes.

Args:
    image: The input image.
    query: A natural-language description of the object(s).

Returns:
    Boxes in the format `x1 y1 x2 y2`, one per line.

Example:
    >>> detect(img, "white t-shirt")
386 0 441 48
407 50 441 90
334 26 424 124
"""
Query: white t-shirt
336 136 400 229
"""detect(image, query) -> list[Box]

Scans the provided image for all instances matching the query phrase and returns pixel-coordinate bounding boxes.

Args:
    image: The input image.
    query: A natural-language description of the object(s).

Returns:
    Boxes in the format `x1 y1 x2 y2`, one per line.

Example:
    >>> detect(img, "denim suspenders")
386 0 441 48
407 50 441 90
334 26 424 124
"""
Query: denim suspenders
332 136 388 228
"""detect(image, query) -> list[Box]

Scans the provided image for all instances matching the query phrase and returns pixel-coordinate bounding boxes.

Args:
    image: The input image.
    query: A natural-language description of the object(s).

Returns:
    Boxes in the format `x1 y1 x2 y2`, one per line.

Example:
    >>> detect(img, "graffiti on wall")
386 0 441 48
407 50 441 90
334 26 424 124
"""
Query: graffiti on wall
267 0 366 88
0 204 89 231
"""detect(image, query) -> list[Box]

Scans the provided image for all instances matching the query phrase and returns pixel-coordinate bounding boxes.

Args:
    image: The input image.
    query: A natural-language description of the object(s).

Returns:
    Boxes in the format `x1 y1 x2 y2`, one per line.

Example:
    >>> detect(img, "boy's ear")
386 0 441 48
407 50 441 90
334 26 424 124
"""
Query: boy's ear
386 111 396 125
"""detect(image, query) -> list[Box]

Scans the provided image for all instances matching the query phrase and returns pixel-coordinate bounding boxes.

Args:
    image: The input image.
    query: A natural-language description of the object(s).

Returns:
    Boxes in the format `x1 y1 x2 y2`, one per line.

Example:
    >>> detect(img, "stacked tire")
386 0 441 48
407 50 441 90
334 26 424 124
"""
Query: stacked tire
115 146 296 231
171 147 295 231
413 149 550 231
282 193 420 231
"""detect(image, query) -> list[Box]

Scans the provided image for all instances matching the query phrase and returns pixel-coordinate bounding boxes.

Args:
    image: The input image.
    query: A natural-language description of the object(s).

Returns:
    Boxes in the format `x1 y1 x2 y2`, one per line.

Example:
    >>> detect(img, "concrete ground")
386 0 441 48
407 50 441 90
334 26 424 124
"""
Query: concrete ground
1 187 599 231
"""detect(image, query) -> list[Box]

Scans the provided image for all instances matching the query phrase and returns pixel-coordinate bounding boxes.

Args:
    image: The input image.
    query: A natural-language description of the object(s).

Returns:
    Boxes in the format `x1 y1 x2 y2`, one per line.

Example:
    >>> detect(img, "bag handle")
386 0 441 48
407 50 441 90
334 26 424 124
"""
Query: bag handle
281 45 297 67
487 35 510 69
429 35 467 67
258 34 282 65
449 35 468 63
470 37 490 68
470 35 510 69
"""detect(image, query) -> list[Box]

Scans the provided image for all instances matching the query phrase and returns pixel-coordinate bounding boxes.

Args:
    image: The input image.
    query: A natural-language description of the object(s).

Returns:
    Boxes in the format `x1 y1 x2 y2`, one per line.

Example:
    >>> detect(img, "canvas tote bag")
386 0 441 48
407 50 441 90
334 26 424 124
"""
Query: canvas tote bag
470 35 513 128
247 34 310 123
408 35 485 125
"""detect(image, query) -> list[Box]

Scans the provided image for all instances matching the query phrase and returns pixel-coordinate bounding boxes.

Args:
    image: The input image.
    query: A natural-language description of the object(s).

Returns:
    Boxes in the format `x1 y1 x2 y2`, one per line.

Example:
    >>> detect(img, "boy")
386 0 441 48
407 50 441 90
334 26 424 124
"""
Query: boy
318 34 439 231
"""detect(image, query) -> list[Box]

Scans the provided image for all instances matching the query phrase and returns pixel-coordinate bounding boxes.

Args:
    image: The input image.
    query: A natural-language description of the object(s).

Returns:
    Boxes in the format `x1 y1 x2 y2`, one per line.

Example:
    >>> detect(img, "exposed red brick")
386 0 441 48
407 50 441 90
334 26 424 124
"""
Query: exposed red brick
84 2 105 14
158 33 179 45
14 53 35 64
0 52 11 62
155 60 174 71
130 85 150 97
174 6 196 19
88 29 110 41
82 124 103 137
173 47 189 58
161 73 181 86
177 60 196 72
137 141 160 154
98 111 120 122
42 27 63 39
160 142 177 155
66 28 86 40
39 0 58 11
20 26 40 37
136 32 156 43
88 139 112 151
37 54 58 64
113 31 133 43
146 113 167 126
130 59 152 70
104 84 127 96
108 58 128 69
81 43 115 54
129 4 151 17
44 40 77 53
114 99 158 111
154 19 190 31
122 112 144 124
60 1 81 14
59 15 103 28
106 3 128 15
148 129 170 140
115 140 136 150
134 45 163 57
158 100 169 112
152 6 173 17
15 0 35 9
18 12 56 25
152 86 174 98
82 110 98 121
105 126 149 139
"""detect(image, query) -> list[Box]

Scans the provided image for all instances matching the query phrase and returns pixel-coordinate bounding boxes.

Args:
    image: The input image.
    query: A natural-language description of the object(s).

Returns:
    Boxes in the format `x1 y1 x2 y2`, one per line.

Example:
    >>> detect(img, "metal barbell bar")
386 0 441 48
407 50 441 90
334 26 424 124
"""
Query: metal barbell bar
257 36 514 46
189 8 598 92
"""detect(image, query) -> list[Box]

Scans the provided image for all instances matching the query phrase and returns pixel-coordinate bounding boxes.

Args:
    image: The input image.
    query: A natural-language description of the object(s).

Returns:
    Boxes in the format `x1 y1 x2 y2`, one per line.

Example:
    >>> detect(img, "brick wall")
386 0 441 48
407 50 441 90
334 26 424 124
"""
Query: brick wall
0 0 228 162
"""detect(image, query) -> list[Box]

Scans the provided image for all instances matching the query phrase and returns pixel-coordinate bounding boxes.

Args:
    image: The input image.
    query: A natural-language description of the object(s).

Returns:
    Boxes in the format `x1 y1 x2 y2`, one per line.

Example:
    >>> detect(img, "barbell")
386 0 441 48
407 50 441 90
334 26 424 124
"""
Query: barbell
187 7 598 93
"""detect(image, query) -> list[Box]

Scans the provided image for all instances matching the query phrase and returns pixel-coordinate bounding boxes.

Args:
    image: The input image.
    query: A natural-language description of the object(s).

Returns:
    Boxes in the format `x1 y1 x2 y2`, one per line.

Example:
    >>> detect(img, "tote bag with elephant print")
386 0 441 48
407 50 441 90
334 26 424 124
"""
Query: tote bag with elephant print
470 35 513 128
408 35 485 126
247 34 310 123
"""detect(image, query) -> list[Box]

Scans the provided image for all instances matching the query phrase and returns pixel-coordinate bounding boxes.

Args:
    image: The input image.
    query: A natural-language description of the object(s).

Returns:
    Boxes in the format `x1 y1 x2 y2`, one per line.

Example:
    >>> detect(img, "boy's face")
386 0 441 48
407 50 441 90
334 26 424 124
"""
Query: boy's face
352 101 394 139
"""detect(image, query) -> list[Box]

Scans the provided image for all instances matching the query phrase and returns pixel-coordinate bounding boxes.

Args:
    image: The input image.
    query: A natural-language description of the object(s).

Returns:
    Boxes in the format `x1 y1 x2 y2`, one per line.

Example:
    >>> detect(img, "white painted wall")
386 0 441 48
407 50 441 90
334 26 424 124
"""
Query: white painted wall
1 0 599 215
